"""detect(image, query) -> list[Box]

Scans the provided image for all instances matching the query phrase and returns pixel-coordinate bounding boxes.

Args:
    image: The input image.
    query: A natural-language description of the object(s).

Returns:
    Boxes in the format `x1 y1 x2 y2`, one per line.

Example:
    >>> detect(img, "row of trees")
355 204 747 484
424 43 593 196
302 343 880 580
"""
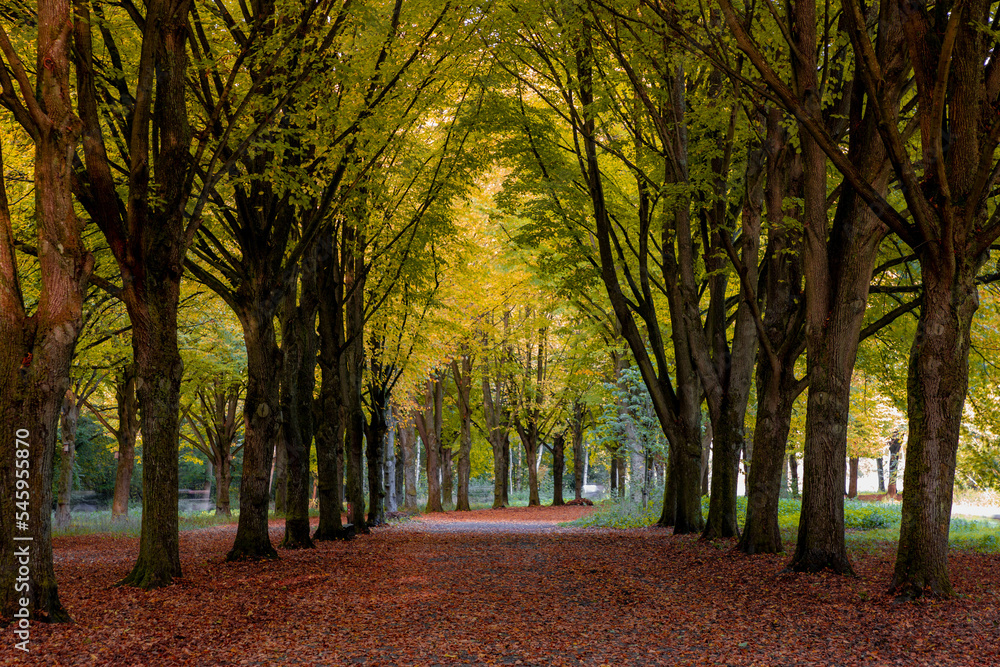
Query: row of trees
482 0 1000 600
3 0 1000 624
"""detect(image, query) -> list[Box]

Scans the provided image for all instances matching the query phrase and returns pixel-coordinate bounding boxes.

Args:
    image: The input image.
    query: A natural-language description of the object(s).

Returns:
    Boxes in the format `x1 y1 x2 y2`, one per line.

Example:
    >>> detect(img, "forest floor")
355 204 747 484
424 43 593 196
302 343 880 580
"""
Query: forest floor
5 505 1000 666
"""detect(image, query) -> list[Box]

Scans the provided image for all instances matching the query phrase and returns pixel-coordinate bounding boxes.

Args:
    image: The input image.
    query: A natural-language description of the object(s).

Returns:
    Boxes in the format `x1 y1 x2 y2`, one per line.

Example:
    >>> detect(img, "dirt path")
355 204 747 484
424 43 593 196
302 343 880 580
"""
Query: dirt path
9 506 1000 666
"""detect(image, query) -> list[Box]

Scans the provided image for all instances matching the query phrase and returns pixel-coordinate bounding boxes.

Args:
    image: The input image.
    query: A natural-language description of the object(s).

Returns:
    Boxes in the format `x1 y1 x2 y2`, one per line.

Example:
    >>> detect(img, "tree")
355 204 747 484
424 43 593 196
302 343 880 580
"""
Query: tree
415 373 445 512
722 0 1000 596
56 372 103 528
0 0 93 621
180 380 244 516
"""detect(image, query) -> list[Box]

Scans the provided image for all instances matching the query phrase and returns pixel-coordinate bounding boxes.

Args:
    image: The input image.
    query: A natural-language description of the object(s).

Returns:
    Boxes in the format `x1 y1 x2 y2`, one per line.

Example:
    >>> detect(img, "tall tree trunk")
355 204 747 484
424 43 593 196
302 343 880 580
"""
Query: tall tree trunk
0 61 90 616
364 383 389 527
570 400 585 502
120 277 186 587
739 107 805 555
341 223 367 533
887 433 901 496
451 356 473 511
56 391 80 529
483 373 510 509
272 439 288 514
847 458 859 498
400 421 418 511
789 454 799 498
314 237 349 540
415 376 444 512
515 418 543 507
384 408 397 513
891 258 980 598
739 358 800 554
552 433 565 506
280 249 319 550
227 302 280 561
700 423 711 497
215 453 232 516
876 456 885 494
111 365 140 519
440 439 454 507
610 456 618 498
502 437 511 506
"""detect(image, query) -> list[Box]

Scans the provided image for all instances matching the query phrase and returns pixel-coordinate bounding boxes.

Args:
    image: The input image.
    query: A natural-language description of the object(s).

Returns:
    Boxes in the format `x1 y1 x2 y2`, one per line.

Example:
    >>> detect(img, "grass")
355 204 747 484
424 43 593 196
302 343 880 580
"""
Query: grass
565 494 1000 554
53 508 241 538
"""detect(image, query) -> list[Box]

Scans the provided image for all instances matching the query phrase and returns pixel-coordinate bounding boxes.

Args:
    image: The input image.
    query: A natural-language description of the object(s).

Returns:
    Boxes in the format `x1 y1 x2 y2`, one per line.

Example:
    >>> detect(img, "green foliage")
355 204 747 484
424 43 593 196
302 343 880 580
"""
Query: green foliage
52 415 117 499
591 365 667 459
843 500 902 531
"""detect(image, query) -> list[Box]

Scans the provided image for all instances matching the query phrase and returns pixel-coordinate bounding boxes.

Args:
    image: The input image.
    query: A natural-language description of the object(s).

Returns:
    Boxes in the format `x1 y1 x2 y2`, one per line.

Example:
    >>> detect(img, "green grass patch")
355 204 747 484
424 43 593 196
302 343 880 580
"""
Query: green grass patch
53 509 240 538
563 494 999 554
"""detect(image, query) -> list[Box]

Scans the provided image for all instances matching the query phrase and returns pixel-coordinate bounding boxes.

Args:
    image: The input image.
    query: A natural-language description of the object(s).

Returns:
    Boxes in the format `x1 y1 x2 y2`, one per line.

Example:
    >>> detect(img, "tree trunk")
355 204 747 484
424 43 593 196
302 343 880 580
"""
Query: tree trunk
215 453 232 516
226 303 280 561
502 438 511 506
876 456 885 494
610 456 618 498
552 434 565 506
441 440 454 508
279 251 319 550
415 376 444 512
272 438 288 514
364 385 388 527
120 290 185 587
56 391 80 529
483 373 510 509
739 351 800 554
891 260 980 599
314 238 349 540
400 422 418 511
384 408 397 513
789 454 799 498
848 457 859 499
571 400 585 502
111 366 139 518
700 423 711 497
516 420 542 507
0 120 89 617
451 356 473 511
887 433 901 496
341 226 368 534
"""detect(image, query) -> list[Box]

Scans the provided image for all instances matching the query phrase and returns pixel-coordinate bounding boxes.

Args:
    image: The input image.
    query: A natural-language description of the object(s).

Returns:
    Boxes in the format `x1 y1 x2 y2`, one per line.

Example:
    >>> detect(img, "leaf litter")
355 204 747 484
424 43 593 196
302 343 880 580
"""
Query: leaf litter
5 505 999 666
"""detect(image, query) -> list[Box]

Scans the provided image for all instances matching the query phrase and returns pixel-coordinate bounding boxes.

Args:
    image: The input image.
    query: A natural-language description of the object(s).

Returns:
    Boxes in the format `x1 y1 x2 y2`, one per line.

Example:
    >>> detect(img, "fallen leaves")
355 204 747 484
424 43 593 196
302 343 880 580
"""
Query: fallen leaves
4 506 999 665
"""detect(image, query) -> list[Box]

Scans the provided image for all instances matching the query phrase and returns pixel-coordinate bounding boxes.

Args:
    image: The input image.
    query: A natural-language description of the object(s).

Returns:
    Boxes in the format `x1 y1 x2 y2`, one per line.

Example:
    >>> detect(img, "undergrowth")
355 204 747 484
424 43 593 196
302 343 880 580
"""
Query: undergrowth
565 495 1000 554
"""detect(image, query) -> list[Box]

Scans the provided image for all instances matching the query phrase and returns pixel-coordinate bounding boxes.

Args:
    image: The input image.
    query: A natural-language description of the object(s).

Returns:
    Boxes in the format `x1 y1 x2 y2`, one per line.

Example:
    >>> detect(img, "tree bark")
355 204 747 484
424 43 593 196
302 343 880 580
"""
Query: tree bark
891 256 981 598
483 372 511 509
227 302 280 561
847 458 859 498
56 391 79 529
451 355 473 511
570 400 586 502
876 456 885 494
279 249 319 550
887 432 901 496
415 376 444 512
739 107 805 555
111 366 139 518
400 421 418 511
272 438 288 515
364 377 389 527
314 236 349 540
552 433 565 506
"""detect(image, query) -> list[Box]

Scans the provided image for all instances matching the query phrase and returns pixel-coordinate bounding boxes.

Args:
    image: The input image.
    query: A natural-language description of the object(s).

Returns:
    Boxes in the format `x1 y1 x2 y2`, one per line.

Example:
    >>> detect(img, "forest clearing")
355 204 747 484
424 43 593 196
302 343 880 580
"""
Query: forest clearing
4 504 1000 666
